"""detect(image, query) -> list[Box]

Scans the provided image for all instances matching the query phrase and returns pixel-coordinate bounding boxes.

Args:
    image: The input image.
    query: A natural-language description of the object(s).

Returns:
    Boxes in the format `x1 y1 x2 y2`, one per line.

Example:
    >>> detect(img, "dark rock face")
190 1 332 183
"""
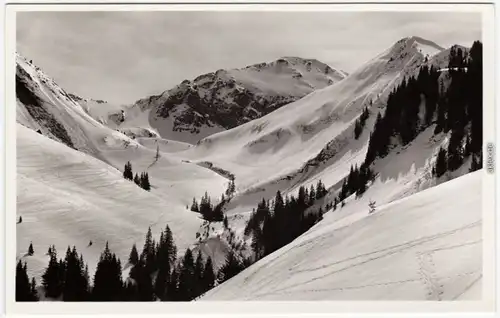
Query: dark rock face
134 57 346 137
16 65 75 149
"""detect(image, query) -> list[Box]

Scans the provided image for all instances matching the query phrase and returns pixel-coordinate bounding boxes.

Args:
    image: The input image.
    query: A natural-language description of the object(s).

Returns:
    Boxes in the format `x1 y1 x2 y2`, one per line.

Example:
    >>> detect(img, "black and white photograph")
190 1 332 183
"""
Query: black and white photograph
4 2 497 315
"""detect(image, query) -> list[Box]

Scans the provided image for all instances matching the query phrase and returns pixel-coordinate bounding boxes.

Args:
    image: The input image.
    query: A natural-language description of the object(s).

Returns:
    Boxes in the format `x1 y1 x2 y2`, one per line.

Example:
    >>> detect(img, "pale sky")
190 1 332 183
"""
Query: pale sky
17 11 481 105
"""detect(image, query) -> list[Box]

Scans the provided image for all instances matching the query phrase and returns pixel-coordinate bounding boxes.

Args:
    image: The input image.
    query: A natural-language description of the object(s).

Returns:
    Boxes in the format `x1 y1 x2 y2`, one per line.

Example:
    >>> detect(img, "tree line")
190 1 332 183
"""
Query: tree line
17 219 259 301
18 223 220 301
123 161 151 191
244 180 327 260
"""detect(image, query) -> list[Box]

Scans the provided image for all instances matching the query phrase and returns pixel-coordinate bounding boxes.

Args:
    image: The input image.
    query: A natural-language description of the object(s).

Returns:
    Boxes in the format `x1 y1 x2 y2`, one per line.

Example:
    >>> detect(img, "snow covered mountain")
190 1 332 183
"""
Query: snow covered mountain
177 37 449 201
15 34 483 303
107 56 347 144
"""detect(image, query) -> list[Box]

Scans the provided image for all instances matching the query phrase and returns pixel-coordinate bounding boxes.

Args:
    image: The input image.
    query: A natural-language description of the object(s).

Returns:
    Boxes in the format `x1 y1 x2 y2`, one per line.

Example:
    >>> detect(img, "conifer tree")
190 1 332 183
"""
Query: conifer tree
128 243 139 266
178 248 196 300
164 225 177 267
141 227 156 273
91 242 124 301
62 246 89 301
134 173 140 186
16 260 37 301
194 250 205 296
42 248 64 298
202 256 215 293
191 198 199 212
308 184 316 206
28 242 34 256
199 192 214 221
140 172 151 191
123 161 133 180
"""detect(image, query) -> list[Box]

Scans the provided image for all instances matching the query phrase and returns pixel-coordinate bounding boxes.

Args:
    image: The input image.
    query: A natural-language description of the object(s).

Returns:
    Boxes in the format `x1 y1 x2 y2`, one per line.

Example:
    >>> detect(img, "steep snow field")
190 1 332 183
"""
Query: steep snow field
16 124 198 281
202 171 482 301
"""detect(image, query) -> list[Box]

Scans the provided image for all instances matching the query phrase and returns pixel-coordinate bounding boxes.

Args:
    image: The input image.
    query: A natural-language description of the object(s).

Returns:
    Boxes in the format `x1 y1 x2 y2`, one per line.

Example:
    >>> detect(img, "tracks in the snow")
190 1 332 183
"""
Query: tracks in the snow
244 221 481 299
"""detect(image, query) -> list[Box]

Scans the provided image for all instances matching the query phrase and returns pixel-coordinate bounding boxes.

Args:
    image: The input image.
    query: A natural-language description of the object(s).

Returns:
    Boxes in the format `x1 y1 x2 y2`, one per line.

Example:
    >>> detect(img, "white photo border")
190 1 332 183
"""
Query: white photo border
3 2 497 316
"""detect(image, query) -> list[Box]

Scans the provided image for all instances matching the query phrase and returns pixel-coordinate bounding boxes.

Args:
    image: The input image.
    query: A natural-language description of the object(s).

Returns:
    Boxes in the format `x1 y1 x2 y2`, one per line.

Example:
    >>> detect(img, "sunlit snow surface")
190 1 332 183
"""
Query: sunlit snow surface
202 171 482 301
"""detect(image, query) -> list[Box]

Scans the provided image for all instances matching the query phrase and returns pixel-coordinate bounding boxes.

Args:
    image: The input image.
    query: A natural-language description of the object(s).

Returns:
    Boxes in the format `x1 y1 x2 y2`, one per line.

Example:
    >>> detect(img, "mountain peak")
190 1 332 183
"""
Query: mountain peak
397 36 445 56
380 36 444 65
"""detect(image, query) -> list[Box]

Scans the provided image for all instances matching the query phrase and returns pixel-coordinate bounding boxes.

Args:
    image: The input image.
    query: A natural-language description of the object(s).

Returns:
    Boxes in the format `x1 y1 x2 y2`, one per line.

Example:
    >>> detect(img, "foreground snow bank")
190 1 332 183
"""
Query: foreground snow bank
202 171 482 301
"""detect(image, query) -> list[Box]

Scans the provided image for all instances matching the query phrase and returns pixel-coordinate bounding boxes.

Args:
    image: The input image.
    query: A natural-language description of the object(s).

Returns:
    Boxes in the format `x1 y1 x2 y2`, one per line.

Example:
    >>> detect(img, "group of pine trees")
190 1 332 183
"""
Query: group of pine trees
325 42 482 209
433 42 483 176
125 225 218 301
16 260 38 301
123 161 151 191
336 163 375 204
25 223 219 302
244 180 327 260
354 106 370 139
41 245 90 301
190 192 225 222
365 64 441 166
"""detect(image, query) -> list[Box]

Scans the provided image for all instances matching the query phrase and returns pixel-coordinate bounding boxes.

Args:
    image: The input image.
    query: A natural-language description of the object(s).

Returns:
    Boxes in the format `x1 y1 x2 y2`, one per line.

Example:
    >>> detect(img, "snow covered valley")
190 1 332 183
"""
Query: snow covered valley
14 36 486 303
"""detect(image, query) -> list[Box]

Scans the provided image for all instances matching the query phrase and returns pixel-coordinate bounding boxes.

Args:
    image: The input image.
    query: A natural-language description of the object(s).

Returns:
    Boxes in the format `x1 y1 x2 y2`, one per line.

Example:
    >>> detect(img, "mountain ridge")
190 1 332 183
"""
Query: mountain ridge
112 56 347 143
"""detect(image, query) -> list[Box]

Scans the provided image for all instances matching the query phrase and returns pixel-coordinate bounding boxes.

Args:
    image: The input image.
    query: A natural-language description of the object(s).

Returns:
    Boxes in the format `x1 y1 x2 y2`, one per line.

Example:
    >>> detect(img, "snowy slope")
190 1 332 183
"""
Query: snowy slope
16 124 208 283
201 171 482 301
15 53 227 202
114 56 347 144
